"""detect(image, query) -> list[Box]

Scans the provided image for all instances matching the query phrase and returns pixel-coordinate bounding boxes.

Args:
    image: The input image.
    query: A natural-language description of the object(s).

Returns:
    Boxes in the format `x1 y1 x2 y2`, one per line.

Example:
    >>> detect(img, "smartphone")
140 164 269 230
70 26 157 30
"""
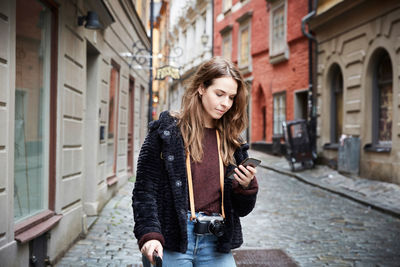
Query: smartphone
153 251 162 267
227 157 261 180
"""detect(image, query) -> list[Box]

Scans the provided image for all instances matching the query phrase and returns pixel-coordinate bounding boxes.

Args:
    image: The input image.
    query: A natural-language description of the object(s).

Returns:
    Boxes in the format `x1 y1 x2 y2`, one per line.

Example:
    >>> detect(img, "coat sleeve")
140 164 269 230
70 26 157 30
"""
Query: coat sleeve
230 144 258 217
132 128 165 246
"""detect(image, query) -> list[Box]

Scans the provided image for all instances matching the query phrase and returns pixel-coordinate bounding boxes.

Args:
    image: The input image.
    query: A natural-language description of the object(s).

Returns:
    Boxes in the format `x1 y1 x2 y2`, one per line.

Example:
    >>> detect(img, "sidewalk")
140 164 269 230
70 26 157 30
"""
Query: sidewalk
249 149 400 218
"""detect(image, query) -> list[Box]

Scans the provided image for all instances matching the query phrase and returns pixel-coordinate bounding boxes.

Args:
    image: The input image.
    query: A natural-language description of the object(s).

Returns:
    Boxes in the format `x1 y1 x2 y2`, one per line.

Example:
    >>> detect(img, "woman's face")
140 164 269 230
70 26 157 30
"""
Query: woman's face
198 76 238 127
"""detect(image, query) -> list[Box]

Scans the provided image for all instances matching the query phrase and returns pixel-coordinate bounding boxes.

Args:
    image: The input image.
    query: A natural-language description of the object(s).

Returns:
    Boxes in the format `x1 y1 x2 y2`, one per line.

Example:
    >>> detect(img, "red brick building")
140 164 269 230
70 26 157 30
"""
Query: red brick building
213 0 310 150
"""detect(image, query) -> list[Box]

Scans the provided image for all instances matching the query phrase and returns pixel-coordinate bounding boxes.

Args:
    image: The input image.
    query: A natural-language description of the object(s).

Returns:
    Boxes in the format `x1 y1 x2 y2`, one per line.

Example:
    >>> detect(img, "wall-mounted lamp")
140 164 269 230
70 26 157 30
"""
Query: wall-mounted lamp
78 11 102 29
153 94 159 104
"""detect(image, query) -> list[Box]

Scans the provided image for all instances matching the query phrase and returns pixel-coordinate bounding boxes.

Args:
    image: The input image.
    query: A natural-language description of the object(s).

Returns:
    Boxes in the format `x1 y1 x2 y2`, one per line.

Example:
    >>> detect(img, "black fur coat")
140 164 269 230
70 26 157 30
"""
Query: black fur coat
132 111 258 253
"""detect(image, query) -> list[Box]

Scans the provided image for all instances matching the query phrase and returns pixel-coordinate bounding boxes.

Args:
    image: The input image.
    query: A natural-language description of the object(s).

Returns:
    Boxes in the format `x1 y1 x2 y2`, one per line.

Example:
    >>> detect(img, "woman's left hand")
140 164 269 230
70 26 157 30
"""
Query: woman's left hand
233 164 257 189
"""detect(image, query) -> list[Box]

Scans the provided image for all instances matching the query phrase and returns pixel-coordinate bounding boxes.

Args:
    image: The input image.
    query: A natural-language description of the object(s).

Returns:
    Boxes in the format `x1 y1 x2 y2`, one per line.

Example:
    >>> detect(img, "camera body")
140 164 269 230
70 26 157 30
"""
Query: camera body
194 214 225 237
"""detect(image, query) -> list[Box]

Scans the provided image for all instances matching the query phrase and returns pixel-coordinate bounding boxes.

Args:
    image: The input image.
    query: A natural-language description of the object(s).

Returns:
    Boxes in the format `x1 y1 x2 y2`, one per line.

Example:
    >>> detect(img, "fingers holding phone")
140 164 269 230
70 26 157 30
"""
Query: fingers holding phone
233 164 257 189
141 240 163 266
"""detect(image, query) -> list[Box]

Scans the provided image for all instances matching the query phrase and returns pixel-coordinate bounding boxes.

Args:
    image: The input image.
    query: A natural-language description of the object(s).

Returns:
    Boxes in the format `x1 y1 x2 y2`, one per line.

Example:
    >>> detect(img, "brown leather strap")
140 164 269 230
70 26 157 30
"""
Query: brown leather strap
186 130 225 221
186 151 196 221
216 130 225 219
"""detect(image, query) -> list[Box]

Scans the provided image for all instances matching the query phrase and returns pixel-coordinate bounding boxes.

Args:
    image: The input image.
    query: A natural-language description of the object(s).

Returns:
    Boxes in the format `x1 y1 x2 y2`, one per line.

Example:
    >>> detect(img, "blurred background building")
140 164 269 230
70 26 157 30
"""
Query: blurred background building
213 0 310 147
167 0 213 113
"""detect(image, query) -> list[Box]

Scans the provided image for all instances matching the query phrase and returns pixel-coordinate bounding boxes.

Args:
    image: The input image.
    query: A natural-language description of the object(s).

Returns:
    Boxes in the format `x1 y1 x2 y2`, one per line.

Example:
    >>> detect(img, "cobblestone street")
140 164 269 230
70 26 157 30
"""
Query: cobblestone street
240 167 400 266
56 181 141 266
57 158 400 266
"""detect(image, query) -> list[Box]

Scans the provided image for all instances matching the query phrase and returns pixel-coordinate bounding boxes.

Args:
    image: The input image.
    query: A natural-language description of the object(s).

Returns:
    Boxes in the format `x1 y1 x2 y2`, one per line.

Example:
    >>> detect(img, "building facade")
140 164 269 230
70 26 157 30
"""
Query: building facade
168 0 213 112
310 0 400 185
0 0 150 265
213 0 310 148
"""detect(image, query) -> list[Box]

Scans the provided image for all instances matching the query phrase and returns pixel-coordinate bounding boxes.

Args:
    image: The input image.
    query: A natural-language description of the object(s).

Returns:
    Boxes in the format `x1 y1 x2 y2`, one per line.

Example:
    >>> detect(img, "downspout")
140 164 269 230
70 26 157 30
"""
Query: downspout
211 0 214 56
301 0 318 160
148 0 154 124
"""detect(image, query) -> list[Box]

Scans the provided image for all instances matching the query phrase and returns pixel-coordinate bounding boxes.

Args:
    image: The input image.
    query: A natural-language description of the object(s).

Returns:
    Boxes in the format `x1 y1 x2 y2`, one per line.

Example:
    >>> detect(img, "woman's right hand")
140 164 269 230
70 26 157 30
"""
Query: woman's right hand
140 239 163 265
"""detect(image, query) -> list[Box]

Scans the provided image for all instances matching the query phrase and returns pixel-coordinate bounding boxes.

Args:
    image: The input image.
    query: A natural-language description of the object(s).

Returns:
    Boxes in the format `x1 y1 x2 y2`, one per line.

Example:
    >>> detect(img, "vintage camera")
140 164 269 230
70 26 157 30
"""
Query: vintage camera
194 214 225 237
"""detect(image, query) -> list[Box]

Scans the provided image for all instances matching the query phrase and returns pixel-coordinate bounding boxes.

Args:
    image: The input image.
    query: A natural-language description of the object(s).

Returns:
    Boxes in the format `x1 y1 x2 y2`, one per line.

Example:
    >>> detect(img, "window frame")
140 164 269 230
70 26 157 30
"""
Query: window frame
221 31 232 60
269 0 289 64
106 60 121 185
237 18 251 72
273 92 286 136
14 0 60 243
364 50 393 153
372 52 393 147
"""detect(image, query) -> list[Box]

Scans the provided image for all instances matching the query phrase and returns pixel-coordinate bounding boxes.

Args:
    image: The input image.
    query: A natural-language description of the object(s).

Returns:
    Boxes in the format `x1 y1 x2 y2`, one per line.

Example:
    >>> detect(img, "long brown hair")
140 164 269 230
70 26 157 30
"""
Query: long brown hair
177 57 248 165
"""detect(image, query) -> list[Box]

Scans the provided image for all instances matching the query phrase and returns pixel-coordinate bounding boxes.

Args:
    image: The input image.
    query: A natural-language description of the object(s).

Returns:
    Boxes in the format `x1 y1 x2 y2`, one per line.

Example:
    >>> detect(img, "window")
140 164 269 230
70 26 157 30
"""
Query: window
222 33 232 60
239 24 250 68
269 0 289 64
273 93 286 135
236 11 253 71
373 51 393 146
106 63 120 180
14 0 55 222
220 25 232 60
330 65 343 144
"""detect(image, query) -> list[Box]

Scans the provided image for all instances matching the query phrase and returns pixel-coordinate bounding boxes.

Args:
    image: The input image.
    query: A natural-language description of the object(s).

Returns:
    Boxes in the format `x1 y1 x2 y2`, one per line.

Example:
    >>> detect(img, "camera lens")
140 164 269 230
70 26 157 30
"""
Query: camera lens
209 220 224 237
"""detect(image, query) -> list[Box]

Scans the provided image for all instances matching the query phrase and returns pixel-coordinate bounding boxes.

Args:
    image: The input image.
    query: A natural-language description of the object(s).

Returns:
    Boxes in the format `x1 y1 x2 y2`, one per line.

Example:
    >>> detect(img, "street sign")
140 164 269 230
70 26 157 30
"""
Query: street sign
155 65 180 80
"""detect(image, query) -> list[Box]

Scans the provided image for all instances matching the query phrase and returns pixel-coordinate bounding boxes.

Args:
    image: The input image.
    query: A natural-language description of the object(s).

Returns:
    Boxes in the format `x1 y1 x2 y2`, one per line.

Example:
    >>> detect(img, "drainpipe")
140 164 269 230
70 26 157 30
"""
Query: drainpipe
148 0 154 124
301 0 318 160
211 0 214 57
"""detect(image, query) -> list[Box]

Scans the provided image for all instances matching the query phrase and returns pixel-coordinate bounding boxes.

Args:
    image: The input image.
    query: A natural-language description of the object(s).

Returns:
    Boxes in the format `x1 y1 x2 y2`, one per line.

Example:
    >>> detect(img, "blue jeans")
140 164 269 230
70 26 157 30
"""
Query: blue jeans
143 212 236 267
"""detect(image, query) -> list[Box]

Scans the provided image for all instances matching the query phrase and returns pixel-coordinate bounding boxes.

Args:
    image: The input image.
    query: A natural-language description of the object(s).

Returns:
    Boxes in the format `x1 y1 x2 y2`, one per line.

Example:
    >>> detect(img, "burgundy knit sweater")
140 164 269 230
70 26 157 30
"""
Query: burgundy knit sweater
138 128 257 247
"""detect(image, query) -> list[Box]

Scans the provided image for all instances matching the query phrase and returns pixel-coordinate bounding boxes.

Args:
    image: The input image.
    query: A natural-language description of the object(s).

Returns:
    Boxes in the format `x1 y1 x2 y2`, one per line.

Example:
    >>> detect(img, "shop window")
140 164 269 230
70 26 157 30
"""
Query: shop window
106 63 120 181
273 92 286 135
14 0 56 222
373 51 393 146
330 64 343 144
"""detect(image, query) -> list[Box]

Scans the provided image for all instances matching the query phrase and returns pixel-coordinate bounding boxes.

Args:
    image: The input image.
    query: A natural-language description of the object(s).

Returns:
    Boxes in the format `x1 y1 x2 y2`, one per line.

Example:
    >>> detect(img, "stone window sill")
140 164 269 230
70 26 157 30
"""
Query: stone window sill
15 210 62 244
364 143 391 153
323 143 339 151
107 175 118 186
239 64 252 75
223 7 232 16
269 48 289 65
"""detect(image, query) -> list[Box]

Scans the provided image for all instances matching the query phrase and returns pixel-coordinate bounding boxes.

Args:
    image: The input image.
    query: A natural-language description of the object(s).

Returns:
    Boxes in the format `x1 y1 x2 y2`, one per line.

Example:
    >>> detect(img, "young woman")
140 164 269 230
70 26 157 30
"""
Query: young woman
132 57 258 267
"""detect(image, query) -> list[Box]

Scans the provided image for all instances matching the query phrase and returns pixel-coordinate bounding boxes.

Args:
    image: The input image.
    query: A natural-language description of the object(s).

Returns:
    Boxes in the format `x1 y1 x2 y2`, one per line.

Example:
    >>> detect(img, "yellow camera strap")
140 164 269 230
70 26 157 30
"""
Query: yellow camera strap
186 130 225 221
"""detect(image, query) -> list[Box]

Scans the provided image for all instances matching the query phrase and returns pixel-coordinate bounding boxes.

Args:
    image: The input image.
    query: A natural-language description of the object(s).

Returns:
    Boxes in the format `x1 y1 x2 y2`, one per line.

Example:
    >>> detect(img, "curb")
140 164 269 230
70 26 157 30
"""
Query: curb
259 163 400 219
